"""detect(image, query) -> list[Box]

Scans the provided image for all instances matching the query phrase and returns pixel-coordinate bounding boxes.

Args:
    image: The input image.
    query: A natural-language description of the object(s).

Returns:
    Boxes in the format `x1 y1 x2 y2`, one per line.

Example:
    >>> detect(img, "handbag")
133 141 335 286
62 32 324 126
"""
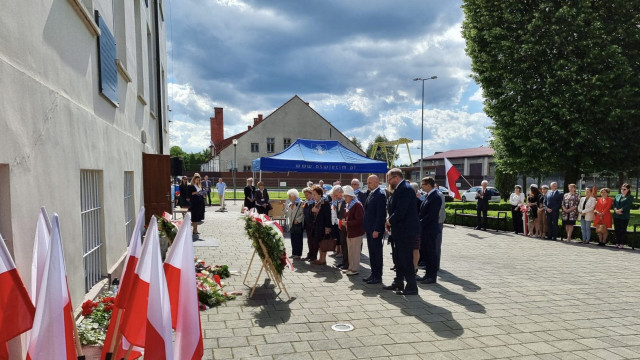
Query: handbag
319 233 336 252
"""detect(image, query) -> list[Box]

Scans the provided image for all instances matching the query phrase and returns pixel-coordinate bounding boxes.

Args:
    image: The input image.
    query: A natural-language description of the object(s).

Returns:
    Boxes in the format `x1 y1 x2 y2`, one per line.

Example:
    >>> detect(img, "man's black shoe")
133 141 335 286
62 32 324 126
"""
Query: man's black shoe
482 228 487 231
421 277 437 284
382 283 403 291
362 276 372 282
474 226 481 230
366 278 381 284
396 289 418 295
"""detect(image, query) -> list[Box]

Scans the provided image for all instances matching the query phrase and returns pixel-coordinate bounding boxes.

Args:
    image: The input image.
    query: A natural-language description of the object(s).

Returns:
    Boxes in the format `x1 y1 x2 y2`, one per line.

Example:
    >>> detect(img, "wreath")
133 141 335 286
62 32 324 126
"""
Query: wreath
243 211 288 276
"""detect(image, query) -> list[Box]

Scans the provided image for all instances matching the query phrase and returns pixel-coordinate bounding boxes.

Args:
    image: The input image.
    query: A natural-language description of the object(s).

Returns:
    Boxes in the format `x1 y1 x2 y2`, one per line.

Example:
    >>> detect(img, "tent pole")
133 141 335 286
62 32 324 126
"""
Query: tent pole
260 170 262 182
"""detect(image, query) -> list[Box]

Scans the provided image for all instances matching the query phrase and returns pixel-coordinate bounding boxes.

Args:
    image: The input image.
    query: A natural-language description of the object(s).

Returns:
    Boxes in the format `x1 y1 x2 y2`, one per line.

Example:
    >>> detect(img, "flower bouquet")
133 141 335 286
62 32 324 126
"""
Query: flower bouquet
196 273 239 310
77 293 115 346
195 258 231 279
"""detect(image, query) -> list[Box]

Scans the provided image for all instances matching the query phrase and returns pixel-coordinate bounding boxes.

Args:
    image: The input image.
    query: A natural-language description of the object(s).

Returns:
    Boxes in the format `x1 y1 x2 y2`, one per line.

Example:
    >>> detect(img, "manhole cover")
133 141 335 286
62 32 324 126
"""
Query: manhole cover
331 323 354 332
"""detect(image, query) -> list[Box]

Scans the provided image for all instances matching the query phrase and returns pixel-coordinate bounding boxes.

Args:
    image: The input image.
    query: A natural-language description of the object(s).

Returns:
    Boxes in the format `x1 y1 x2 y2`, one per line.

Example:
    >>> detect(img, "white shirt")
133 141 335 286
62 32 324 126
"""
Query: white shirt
509 192 525 206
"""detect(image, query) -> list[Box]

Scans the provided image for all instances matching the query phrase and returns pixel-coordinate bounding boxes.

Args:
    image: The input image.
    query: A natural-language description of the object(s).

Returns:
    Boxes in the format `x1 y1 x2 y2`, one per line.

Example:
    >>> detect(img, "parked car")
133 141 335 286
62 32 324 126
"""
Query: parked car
437 187 454 202
461 186 501 203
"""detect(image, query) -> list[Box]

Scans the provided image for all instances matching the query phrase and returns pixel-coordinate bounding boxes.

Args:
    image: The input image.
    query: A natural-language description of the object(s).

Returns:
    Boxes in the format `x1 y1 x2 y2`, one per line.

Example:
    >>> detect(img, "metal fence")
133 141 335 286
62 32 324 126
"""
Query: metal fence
81 170 103 292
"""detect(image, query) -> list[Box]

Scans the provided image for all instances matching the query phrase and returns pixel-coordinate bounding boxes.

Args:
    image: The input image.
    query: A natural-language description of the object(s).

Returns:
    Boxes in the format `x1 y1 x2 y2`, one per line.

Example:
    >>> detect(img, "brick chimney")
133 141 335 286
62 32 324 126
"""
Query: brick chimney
258 114 263 122
210 107 223 152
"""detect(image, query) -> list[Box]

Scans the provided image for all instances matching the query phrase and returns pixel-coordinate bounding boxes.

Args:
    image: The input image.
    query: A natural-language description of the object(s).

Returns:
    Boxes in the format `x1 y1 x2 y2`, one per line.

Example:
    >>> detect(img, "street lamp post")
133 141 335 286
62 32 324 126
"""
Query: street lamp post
233 139 238 204
413 76 437 181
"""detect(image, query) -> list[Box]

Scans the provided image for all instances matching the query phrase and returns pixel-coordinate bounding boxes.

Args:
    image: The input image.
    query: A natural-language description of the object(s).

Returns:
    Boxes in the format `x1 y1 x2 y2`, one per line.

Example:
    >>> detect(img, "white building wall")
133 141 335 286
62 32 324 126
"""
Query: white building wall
0 0 168 318
219 96 365 171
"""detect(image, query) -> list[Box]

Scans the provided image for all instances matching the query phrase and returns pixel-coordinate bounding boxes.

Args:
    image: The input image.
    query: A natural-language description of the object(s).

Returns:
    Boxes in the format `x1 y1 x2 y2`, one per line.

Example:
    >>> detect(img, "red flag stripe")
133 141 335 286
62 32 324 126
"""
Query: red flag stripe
0 269 35 342
119 275 150 347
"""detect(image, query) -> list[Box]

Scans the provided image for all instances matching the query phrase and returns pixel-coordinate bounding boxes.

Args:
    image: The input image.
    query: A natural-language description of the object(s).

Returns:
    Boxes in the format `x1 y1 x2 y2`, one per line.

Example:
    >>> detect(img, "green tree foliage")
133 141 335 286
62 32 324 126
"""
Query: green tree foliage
170 146 211 171
494 167 519 201
365 135 400 168
350 136 364 151
462 0 640 189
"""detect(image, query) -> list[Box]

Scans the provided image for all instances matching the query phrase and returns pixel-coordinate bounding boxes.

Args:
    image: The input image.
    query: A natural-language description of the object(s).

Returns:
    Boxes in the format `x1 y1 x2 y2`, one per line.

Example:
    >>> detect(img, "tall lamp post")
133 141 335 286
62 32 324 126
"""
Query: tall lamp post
413 76 437 181
232 139 238 204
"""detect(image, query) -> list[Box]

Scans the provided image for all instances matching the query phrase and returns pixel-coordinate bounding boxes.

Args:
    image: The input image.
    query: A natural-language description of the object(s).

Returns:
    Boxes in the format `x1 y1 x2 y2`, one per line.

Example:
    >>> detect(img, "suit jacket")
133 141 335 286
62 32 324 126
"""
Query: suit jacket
356 189 367 204
364 187 387 234
387 179 420 239
419 190 443 234
202 180 212 193
254 188 270 206
311 199 332 238
436 189 446 224
476 187 490 209
577 196 596 221
544 190 563 212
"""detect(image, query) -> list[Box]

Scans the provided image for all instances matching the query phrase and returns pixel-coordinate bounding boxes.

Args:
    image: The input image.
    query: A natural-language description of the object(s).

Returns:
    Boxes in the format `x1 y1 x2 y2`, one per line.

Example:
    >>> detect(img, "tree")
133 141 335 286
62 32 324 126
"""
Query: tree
350 136 363 151
169 146 211 171
494 167 519 201
365 135 400 168
462 0 640 190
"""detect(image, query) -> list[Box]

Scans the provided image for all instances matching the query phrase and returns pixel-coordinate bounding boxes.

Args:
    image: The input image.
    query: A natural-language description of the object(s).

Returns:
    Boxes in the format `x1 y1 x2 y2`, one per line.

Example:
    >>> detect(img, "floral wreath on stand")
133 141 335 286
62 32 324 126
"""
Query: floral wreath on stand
243 208 293 276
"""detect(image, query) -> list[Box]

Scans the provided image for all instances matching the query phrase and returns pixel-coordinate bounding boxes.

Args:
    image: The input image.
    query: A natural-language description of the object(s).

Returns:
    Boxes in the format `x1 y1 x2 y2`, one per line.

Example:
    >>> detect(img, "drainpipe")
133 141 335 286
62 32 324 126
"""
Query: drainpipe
153 0 164 154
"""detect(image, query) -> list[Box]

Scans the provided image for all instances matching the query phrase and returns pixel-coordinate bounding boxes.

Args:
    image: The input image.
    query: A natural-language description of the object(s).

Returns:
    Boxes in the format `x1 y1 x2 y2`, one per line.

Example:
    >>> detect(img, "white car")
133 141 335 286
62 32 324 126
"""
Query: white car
461 186 501 203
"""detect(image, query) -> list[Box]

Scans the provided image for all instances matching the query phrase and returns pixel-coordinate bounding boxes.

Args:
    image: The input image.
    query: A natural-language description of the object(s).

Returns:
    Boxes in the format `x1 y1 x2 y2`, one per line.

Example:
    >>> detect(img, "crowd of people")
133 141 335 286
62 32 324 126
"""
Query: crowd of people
508 182 634 248
242 169 447 296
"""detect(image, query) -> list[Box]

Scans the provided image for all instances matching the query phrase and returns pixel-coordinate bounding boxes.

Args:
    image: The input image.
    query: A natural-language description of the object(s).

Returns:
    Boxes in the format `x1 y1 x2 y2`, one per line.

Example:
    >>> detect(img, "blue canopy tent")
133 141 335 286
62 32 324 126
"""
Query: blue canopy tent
252 139 387 174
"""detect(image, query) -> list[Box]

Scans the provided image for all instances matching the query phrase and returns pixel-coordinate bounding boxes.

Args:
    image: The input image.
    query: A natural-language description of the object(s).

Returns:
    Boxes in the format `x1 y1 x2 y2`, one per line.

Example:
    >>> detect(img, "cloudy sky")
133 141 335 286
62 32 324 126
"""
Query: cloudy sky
166 0 492 165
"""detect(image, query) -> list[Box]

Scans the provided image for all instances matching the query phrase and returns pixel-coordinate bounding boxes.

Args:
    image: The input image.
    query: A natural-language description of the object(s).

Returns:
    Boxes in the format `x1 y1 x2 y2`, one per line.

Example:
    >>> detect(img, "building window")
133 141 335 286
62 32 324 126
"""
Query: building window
95 11 119 105
267 138 275 153
81 170 104 292
124 172 135 246
251 143 259 152
243 165 252 171
283 138 291 149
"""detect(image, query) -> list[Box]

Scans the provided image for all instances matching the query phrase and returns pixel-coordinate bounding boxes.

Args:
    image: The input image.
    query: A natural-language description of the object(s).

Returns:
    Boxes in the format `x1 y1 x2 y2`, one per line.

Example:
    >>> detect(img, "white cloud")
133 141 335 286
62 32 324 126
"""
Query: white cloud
469 88 484 102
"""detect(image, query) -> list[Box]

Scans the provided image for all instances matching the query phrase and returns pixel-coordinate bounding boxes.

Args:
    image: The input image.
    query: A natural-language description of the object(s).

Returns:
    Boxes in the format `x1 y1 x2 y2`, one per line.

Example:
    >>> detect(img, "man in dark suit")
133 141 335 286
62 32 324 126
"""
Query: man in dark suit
417 177 442 284
475 180 490 230
383 168 420 295
544 182 563 240
202 175 213 206
362 175 387 284
351 178 368 204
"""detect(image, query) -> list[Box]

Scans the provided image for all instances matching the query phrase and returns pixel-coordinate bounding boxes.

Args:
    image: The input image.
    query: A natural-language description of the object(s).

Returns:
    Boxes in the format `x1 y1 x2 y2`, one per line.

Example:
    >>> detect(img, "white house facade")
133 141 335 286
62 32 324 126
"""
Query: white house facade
0 0 169 327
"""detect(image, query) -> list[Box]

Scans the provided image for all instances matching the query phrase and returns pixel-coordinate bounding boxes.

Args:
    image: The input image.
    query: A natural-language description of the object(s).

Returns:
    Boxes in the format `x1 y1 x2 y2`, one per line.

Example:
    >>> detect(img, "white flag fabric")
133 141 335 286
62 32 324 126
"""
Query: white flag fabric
164 214 204 360
27 213 76 360
30 207 51 305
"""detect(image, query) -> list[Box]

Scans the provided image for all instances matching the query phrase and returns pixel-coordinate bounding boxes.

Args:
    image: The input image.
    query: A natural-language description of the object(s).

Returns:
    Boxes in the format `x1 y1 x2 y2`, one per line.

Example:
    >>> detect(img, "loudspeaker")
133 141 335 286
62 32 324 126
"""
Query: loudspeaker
170 157 183 176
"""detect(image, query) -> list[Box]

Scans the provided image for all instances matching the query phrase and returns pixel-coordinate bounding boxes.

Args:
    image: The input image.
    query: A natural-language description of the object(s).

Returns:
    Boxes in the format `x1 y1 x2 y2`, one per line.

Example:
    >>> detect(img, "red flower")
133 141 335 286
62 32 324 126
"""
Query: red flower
213 275 222 288
81 308 93 317
104 304 114 312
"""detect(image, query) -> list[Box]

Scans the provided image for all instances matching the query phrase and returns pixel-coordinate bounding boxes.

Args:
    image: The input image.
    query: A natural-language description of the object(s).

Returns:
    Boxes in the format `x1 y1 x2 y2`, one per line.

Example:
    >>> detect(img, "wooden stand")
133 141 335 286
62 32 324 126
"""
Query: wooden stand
242 238 290 299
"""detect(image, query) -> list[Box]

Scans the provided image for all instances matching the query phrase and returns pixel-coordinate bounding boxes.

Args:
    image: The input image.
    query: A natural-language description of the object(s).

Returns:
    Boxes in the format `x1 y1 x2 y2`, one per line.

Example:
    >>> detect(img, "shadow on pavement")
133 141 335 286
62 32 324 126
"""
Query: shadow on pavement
346 275 465 339
438 269 482 292
246 278 297 327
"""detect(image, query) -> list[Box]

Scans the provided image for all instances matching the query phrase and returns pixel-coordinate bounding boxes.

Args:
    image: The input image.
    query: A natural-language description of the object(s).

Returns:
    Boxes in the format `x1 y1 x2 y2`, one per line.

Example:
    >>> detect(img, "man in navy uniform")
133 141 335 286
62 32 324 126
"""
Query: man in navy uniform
362 175 387 285
417 177 442 284
544 182 563 240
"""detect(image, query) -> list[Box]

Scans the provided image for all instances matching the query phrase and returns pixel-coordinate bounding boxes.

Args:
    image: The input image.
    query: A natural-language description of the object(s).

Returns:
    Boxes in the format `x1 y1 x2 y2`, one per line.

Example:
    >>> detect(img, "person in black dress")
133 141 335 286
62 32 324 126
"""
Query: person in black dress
178 176 190 208
188 173 206 235
243 178 256 210
254 181 271 215
310 185 332 265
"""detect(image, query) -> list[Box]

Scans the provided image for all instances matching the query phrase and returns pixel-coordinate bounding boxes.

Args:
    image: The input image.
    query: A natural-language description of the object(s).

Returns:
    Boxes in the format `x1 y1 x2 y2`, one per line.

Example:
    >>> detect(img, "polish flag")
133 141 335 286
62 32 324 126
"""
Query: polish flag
164 213 204 360
0 233 36 359
27 214 77 360
102 207 145 360
30 207 51 305
444 157 462 200
119 216 174 358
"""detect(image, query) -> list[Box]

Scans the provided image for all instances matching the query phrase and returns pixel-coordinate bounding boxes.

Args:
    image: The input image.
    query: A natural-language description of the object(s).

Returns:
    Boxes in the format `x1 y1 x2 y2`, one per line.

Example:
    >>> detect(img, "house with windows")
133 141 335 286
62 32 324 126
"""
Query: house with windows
0 0 168 327
202 95 365 173
413 146 495 188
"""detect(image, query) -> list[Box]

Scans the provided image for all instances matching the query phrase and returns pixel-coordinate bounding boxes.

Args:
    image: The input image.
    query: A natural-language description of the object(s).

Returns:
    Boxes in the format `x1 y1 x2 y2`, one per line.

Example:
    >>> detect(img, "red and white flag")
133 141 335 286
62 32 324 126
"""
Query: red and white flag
119 216 173 359
30 207 51 305
164 213 204 360
102 207 145 360
0 233 36 359
27 214 77 360
444 157 462 200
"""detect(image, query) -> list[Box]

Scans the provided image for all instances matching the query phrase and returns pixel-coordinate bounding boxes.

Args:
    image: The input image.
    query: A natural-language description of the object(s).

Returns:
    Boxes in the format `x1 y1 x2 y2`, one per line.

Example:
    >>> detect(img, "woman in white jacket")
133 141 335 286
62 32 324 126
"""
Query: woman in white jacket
577 187 597 244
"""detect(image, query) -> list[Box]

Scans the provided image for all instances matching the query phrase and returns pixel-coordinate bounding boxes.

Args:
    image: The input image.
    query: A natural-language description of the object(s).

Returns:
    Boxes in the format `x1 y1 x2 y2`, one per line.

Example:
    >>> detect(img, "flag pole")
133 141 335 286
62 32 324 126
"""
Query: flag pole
72 309 85 359
459 174 474 188
104 308 123 360
124 344 134 360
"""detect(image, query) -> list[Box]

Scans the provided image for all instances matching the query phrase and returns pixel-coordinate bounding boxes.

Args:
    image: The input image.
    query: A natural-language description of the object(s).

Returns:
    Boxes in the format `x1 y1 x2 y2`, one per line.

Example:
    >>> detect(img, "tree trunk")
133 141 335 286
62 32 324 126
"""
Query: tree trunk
563 167 580 192
618 172 625 189
521 174 527 192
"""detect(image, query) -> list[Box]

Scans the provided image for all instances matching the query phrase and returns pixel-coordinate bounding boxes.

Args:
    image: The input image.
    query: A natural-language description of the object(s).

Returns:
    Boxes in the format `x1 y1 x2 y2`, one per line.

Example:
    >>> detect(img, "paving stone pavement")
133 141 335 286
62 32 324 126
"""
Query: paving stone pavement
193 203 640 360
